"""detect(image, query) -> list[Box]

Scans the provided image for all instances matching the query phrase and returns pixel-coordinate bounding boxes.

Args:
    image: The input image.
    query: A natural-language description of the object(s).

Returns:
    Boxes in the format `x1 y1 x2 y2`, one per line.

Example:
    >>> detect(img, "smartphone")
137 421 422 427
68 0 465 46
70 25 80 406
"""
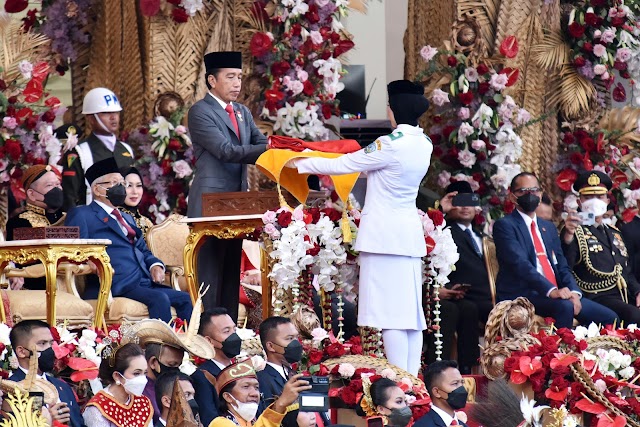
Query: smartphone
29 391 44 411
578 211 595 226
367 416 384 427
452 193 480 207
456 284 472 292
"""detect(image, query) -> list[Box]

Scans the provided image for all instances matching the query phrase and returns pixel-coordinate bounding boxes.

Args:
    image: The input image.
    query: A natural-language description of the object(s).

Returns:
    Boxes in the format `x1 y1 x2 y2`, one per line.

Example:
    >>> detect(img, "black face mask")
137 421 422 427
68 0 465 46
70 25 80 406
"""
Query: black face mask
34 187 64 211
188 399 200 420
516 193 540 213
276 340 303 364
31 347 55 373
106 184 127 206
443 386 468 410
386 406 413 427
154 360 180 377
218 333 242 359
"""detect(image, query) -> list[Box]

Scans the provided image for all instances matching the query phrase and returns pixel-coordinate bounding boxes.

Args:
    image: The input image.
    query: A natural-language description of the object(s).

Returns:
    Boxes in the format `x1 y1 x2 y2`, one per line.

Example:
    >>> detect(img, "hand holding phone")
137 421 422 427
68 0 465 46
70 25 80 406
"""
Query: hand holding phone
452 284 472 293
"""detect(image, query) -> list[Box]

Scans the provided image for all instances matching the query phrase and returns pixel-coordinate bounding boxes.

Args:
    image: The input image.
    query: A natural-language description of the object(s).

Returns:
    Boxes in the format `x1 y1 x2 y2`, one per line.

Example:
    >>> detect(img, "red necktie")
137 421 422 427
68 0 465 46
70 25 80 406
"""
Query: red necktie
451 420 458 426
112 209 136 243
225 104 240 137
530 221 557 286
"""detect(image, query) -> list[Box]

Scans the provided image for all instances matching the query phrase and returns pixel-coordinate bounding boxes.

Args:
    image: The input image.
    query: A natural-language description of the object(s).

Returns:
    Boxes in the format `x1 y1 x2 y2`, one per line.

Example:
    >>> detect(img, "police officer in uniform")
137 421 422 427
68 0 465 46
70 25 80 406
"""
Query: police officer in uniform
62 88 134 211
6 164 65 290
288 80 432 376
562 170 640 323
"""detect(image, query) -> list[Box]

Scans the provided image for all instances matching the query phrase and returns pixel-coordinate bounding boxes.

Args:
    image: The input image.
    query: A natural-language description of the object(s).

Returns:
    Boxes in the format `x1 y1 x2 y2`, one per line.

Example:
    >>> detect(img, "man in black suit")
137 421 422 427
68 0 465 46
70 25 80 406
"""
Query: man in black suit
191 308 242 426
9 320 85 427
621 203 640 284
154 372 198 427
414 360 469 427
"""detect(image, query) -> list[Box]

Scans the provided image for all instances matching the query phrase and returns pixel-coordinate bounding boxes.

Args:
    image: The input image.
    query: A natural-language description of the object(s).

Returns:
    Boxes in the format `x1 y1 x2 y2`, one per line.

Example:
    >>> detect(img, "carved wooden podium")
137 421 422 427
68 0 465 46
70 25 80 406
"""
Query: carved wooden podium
181 192 282 311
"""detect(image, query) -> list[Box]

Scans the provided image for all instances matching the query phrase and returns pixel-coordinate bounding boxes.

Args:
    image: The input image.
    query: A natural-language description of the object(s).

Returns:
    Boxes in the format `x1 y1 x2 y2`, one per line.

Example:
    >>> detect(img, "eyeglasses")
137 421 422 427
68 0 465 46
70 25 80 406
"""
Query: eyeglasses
513 187 542 195
97 180 126 188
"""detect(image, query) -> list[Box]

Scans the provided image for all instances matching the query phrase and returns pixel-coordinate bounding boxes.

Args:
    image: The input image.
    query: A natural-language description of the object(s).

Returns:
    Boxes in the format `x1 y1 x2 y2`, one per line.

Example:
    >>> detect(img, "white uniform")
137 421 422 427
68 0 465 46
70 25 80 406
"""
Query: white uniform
296 124 433 330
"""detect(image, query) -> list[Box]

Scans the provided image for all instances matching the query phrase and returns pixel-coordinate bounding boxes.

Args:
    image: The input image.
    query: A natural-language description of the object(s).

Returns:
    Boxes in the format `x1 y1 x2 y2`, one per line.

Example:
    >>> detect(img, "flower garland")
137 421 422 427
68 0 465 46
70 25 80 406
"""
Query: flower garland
251 0 354 140
418 209 459 361
0 60 65 197
566 0 640 102
128 113 194 223
419 39 532 226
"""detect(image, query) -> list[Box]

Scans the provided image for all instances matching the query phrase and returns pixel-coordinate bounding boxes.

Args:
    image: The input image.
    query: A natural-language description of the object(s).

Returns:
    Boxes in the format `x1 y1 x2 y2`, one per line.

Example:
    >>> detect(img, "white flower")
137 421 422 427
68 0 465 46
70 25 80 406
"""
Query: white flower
311 328 329 343
471 139 485 151
0 324 11 346
489 73 509 91
595 379 607 393
180 0 204 16
471 103 494 136
573 325 588 341
2 117 17 130
587 322 600 338
380 368 397 380
458 148 477 167
431 89 450 106
9 354 18 370
172 160 193 179
458 108 470 120
18 60 33 79
179 354 198 375
629 324 638 332
236 328 256 340
150 116 174 140
515 109 531 126
619 366 635 379
520 395 549 427
338 363 356 378
420 45 438 62
251 355 267 372
457 122 474 141
309 30 323 45
56 325 78 345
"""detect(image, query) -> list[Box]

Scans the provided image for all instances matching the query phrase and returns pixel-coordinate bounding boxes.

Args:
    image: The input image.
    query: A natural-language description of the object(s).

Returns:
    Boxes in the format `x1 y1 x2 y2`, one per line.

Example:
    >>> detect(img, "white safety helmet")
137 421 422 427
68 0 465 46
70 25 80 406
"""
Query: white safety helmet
81 88 123 114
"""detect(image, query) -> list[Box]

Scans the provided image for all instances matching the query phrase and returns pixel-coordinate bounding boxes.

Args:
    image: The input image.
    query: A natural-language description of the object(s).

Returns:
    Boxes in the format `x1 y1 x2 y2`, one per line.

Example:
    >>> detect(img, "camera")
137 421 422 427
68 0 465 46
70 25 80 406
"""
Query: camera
299 376 330 412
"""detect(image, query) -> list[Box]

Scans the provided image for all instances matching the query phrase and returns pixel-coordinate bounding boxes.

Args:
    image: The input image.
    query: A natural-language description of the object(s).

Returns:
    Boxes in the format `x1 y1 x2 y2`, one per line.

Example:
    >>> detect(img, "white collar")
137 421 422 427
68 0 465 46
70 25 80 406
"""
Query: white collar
94 199 118 216
212 359 227 370
159 417 167 426
431 404 458 426
395 124 424 135
266 361 287 380
517 209 537 228
208 92 229 110
456 222 473 232
93 133 117 151
18 365 46 381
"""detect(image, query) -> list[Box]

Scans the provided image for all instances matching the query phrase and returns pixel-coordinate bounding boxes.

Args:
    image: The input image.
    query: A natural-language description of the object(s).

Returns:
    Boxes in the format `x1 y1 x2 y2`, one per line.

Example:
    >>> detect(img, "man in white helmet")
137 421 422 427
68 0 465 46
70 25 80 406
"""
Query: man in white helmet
61 88 134 210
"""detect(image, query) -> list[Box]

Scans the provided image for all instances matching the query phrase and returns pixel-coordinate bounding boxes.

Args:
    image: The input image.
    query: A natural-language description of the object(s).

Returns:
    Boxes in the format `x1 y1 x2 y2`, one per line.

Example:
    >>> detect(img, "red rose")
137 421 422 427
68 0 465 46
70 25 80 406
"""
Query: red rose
330 32 340 44
348 379 363 392
322 103 333 119
168 139 182 151
442 125 456 141
503 199 515 214
432 146 443 157
172 7 189 23
4 0 28 13
40 110 56 123
503 356 519 373
569 152 583 165
476 63 489 75
562 132 575 145
317 364 329 376
477 82 490 95
540 336 559 353
307 244 320 256
582 42 593 53
277 211 293 227
354 368 376 378
140 0 161 16
458 91 474 106
4 139 22 160
489 195 501 206
271 61 291 77
568 22 585 38
326 342 346 358
574 56 586 67
309 349 323 365
552 365 571 377
614 60 628 71
611 16 625 27
474 213 486 226
613 83 627 102
250 32 273 57
168 182 183 197
340 387 357 405
304 5 319 24
447 56 457 67
584 13 602 27
303 80 315 96
291 23 302 36
350 344 363 355
321 208 341 222
631 179 640 190
427 209 444 227
580 137 595 152
167 0 180 4
334 40 355 57
499 35 519 58
307 207 321 224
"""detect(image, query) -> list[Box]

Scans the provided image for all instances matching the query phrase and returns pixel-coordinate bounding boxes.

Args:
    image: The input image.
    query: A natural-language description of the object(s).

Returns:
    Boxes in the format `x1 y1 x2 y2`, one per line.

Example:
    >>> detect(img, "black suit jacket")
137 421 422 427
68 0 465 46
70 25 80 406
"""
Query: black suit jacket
447 222 492 303
621 217 640 282
191 360 223 427
414 408 469 427
9 369 85 427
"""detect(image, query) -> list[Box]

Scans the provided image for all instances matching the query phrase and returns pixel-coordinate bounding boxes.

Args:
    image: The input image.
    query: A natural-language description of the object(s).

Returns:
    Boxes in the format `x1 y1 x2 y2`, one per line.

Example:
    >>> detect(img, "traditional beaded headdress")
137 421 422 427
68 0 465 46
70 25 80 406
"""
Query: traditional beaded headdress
100 323 139 367
360 375 379 418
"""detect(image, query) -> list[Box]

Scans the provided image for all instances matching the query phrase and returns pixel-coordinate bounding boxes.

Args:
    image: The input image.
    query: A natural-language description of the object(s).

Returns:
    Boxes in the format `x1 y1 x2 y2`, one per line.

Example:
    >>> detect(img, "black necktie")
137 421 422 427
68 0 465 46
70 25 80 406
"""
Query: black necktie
464 228 482 257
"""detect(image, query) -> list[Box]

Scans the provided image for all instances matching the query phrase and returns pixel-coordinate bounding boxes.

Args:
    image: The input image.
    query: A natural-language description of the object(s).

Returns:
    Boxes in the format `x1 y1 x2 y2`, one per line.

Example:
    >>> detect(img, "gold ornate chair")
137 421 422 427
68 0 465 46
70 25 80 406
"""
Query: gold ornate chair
0 233 95 328
482 237 499 306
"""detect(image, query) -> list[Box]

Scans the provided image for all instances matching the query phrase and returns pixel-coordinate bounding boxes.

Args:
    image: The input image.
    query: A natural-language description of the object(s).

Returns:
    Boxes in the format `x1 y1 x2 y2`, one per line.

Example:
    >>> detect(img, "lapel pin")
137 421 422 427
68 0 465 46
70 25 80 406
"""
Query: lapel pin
103 217 109 223
236 111 243 122
542 227 546 232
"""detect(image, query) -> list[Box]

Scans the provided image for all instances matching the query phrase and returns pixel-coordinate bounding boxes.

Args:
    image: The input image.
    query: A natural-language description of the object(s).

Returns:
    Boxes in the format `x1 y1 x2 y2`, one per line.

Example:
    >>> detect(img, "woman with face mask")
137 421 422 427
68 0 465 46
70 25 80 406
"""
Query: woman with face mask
119 167 155 239
210 359 311 427
357 378 414 427
83 343 154 427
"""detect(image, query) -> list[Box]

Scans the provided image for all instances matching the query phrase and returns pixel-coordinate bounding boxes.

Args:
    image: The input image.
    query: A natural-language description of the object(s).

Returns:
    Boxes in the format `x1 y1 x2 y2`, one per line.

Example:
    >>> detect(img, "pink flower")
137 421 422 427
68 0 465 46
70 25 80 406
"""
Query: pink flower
292 207 305 221
420 45 438 62
380 368 397 380
457 122 474 141
264 223 280 239
175 125 187 136
458 107 470 120
464 67 479 82
489 73 508 90
593 64 607 75
18 60 33 79
593 44 608 58
471 139 486 150
172 159 193 179
437 170 451 188
601 71 611 80
431 89 450 106
458 148 477 167
601 29 616 44
594 30 602 38
309 30 323 45
2 117 17 130
296 68 309 82
262 210 277 224
609 7 618 17
515 108 531 125
616 47 632 62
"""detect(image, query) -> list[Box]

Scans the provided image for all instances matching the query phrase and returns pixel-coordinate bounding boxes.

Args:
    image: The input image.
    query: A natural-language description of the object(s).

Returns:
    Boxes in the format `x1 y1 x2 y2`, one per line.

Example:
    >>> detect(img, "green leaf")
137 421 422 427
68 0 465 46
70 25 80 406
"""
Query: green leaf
309 364 320 375
493 94 504 103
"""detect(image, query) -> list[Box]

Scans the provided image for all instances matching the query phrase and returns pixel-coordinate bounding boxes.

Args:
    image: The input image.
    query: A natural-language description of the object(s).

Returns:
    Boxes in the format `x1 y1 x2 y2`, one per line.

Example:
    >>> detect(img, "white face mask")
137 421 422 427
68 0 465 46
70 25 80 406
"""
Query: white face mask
581 198 608 217
119 373 148 396
229 394 259 422
602 217 617 227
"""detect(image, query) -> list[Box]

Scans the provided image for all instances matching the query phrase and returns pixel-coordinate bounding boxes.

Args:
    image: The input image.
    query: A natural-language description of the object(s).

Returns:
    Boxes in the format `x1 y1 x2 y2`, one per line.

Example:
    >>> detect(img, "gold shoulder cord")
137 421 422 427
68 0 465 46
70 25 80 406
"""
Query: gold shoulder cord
572 226 628 303
18 211 51 228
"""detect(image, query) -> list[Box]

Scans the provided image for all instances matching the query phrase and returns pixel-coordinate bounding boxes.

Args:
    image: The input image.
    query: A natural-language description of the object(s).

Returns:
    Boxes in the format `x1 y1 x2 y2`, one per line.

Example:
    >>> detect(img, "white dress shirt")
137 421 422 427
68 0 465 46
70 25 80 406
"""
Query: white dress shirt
209 92 231 110
266 361 288 380
94 133 117 152
456 223 483 256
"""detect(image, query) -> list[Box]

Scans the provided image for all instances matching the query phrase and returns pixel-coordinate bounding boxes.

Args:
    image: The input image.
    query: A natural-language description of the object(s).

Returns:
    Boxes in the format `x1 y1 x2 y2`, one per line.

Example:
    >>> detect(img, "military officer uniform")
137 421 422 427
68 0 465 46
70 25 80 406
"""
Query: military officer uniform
562 171 640 323
61 134 134 210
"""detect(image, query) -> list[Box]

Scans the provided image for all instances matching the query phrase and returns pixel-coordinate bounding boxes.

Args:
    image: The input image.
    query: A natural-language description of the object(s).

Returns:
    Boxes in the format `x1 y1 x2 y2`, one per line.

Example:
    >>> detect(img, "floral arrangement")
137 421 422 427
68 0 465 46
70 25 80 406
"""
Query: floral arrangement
139 0 206 23
419 38 532 226
566 0 640 102
0 58 65 197
502 323 640 427
419 208 459 361
250 0 354 140
127 113 194 223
